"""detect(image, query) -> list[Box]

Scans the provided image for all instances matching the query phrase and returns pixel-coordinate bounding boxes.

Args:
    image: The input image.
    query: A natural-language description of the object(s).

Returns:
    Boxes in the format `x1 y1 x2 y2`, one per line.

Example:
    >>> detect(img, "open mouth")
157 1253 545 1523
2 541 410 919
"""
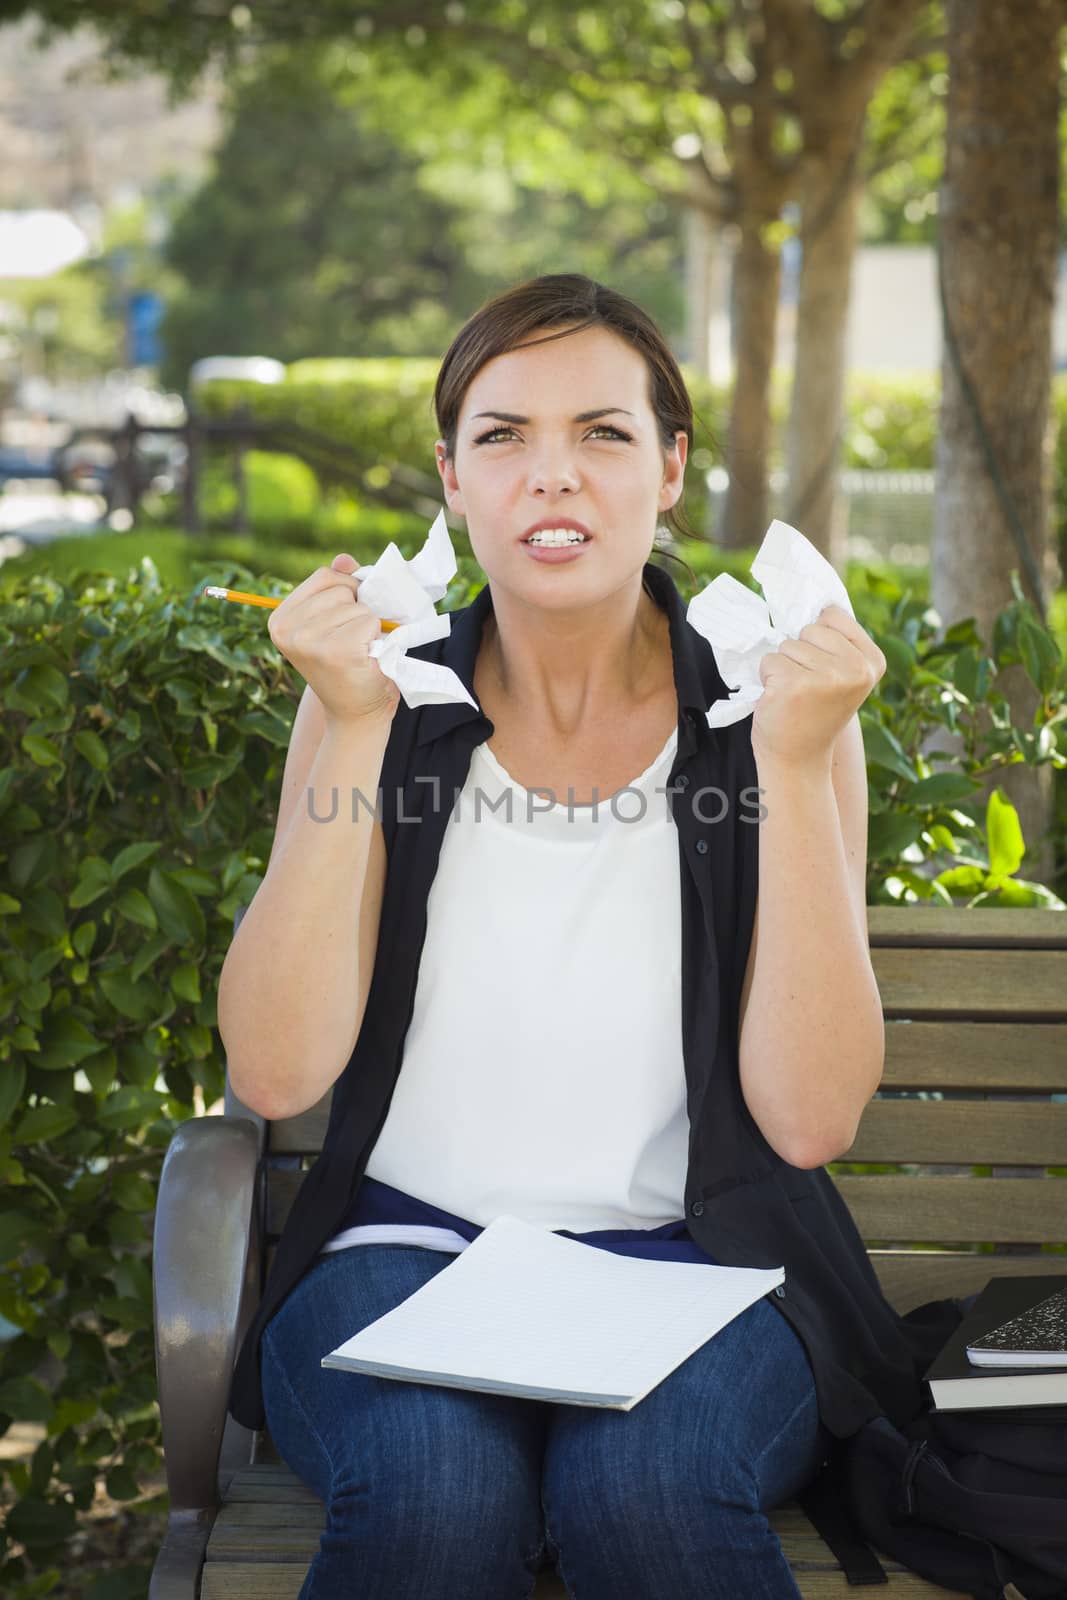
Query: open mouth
523 532 591 547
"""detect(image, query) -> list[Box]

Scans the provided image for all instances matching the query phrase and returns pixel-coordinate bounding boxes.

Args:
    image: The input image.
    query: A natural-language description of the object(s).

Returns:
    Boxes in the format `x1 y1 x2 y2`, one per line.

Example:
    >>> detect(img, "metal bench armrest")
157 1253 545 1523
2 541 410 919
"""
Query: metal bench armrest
152 1115 262 1514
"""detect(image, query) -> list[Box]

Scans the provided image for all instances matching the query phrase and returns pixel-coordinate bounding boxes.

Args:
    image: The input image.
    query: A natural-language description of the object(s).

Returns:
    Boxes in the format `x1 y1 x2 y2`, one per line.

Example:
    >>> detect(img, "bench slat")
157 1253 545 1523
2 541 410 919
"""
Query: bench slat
214 1502 325 1527
868 908 1067 948
844 1099 1067 1165
201 1569 310 1599
265 1168 1066 1243
833 1176 1066 1243
882 1021 1067 1091
872 948 1067 1019
869 1249 1066 1310
267 1021 1067 1155
199 1557 964 1598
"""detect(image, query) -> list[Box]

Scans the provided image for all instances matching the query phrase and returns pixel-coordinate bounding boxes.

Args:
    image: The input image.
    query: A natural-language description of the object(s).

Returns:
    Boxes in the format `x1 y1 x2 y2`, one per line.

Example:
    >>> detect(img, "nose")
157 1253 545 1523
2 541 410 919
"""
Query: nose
527 444 581 496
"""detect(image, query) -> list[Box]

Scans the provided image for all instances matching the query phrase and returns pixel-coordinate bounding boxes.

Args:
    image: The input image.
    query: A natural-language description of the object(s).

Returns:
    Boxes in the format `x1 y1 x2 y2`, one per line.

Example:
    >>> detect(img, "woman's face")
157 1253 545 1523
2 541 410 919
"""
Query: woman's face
435 323 687 601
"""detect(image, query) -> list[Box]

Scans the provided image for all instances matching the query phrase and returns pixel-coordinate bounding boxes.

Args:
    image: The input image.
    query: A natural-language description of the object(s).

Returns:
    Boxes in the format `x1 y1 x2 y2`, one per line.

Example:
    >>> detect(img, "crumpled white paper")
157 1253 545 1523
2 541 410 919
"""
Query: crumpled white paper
687 518 856 729
353 508 478 710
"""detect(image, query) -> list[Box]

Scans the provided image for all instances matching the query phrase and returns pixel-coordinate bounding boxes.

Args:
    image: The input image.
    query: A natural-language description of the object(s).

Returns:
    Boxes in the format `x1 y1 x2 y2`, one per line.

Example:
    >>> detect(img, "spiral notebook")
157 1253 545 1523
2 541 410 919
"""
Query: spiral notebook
321 1213 785 1410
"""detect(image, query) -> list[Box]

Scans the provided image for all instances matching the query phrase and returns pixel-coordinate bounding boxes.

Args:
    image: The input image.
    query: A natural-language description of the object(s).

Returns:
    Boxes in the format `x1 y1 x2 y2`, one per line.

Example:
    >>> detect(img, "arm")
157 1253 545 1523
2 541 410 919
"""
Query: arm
217 683 392 1121
737 710 883 1169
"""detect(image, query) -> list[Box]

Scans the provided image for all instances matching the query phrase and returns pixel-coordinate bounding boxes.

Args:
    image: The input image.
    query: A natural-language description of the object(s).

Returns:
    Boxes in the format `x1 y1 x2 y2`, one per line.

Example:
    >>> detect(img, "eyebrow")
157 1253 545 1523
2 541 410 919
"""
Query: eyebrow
470 408 636 424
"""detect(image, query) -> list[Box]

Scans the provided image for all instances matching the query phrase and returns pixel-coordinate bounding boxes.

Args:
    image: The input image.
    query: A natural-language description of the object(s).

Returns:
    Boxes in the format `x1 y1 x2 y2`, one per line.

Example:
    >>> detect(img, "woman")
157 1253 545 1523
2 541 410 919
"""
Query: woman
221 273 901 1599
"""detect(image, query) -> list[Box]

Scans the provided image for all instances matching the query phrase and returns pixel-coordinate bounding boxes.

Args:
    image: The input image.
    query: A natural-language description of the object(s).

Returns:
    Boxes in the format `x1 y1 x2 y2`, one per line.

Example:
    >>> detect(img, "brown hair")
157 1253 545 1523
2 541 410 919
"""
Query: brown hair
433 273 699 582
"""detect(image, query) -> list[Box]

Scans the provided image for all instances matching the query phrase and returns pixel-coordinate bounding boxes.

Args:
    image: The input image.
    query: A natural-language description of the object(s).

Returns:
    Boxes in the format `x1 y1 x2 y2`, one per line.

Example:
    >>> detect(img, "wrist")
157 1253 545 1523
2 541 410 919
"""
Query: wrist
323 703 397 744
751 737 833 785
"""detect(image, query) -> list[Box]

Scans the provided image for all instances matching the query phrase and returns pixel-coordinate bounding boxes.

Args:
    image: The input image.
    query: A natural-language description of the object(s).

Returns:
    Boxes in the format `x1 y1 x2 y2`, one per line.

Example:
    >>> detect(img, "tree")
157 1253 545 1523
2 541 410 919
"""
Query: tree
767 0 935 560
158 43 686 388
932 0 1064 881
158 47 489 386
10 0 943 555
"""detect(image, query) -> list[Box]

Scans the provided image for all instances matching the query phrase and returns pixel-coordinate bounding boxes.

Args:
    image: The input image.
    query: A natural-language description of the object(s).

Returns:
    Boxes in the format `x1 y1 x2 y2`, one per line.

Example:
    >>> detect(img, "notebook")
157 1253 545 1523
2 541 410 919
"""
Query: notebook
321 1212 785 1410
966 1280 1067 1368
923 1276 1067 1411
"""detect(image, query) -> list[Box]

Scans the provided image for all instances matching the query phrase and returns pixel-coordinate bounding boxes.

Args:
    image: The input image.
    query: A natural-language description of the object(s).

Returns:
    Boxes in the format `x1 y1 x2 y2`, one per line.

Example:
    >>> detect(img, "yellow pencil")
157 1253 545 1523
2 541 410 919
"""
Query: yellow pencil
202 586 400 632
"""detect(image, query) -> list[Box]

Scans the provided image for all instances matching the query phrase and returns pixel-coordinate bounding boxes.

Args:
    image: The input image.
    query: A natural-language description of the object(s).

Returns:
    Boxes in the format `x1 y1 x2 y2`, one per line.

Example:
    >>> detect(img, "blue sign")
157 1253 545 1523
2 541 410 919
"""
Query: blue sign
128 290 164 367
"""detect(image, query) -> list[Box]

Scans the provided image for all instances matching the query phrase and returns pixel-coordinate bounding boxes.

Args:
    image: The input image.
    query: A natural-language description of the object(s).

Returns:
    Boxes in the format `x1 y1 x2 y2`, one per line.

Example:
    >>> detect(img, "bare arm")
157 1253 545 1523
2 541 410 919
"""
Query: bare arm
218 684 392 1121
736 713 883 1168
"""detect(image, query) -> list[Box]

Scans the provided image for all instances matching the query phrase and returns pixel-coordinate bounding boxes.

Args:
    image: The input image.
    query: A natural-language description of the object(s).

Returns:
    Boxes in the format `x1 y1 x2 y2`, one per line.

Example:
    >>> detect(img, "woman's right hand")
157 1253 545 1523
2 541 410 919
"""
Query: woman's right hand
267 553 402 728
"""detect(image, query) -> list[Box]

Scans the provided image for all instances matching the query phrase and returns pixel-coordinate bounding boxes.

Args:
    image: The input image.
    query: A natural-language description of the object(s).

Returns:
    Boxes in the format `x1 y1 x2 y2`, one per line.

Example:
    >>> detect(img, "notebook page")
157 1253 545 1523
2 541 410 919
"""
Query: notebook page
323 1214 784 1401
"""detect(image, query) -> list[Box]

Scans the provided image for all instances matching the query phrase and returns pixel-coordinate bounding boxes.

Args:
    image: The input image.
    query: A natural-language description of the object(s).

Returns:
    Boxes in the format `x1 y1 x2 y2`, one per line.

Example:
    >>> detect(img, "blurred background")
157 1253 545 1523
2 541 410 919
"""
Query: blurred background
1 4 1066 1596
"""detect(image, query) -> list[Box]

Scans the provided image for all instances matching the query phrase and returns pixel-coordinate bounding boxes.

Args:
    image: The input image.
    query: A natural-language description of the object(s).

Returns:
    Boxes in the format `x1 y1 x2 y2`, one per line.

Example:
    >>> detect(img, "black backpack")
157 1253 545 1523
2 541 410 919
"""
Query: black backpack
797 1405 1067 1598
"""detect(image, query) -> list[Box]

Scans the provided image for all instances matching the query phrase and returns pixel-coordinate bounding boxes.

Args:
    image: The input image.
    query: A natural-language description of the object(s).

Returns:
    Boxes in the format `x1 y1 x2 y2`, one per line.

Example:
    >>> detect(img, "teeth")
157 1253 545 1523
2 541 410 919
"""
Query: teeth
527 529 588 545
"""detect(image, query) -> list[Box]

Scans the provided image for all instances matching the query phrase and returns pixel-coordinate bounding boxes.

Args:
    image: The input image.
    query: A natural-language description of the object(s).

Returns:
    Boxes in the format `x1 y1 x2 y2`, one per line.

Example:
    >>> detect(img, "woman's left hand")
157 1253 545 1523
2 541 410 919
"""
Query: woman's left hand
750 604 887 771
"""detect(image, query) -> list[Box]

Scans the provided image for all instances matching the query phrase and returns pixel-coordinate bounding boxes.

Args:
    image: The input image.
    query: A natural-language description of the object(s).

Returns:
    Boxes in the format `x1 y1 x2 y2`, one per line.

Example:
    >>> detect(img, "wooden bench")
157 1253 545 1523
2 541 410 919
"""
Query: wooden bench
150 906 1067 1599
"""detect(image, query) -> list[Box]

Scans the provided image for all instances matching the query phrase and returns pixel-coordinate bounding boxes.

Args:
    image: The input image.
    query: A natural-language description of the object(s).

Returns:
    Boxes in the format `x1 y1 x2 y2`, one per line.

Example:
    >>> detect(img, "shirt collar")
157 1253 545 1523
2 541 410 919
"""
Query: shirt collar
413 558 736 752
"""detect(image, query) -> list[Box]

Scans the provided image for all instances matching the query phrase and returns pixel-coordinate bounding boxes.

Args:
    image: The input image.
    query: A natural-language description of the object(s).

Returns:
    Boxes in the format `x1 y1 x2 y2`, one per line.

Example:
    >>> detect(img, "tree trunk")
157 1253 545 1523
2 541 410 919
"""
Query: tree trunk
784 149 862 565
717 213 781 550
931 0 1062 886
683 205 714 379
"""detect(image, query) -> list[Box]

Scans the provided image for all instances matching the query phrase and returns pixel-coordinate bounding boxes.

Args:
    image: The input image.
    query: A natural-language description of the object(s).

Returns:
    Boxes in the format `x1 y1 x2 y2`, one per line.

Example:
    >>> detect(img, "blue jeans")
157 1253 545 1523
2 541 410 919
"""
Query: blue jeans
261 1244 831 1599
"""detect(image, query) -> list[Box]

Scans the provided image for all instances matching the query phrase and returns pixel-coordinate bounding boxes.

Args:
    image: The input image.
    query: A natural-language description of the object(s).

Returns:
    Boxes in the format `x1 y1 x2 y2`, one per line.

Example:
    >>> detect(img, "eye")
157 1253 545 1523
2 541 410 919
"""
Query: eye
473 424 633 445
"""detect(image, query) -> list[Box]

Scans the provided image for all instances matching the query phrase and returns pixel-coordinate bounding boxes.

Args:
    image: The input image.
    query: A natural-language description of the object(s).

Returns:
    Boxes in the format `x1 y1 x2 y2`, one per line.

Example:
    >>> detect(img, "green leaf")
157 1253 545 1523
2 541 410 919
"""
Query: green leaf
867 811 922 860
170 963 201 1003
110 840 162 883
47 1395 98 1436
239 706 294 746
84 1048 118 1098
10 833 60 890
115 888 158 931
30 1439 54 1495
21 732 64 769
12 1101 79 1144
35 1014 101 1071
0 1209 49 1263
902 773 980 807
69 856 113 908
130 931 172 983
22 972 50 1011
952 645 979 701
97 1086 168 1131
111 1172 156 1213
1017 614 1061 695
935 865 988 893
107 1211 145 1247
168 866 217 897
105 1463 143 1502
986 787 1025 878
0 1060 27 1129
0 891 21 914
98 970 162 1022
84 1565 156 1599
861 718 918 783
73 729 109 770
12 662 70 714
878 633 916 687
21 887 66 942
147 866 206 945
46 1329 72 1361
5 1493 76 1547
81 1428 116 1462
72 919 97 957
0 1376 54 1425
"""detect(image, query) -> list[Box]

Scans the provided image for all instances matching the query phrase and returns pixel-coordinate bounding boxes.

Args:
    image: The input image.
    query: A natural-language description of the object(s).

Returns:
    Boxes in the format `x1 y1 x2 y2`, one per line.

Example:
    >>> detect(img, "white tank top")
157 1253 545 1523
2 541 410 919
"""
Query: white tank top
322 724 687 1253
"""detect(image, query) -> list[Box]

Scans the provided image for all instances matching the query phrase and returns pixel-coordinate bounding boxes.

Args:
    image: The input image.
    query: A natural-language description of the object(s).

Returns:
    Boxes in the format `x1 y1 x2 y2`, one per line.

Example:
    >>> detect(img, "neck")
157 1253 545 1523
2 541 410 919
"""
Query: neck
480 568 671 739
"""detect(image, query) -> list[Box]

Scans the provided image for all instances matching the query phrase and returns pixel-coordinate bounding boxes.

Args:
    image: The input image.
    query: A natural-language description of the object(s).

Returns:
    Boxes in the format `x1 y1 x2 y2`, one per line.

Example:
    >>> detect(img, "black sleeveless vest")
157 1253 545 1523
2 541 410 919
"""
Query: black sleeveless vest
228 560 960 1438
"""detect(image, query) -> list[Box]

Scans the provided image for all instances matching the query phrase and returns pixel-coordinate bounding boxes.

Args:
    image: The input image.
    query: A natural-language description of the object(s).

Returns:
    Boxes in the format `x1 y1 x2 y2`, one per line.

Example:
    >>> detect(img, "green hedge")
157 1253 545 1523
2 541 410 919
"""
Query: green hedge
0 547 1064 1595
186 362 1067 576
